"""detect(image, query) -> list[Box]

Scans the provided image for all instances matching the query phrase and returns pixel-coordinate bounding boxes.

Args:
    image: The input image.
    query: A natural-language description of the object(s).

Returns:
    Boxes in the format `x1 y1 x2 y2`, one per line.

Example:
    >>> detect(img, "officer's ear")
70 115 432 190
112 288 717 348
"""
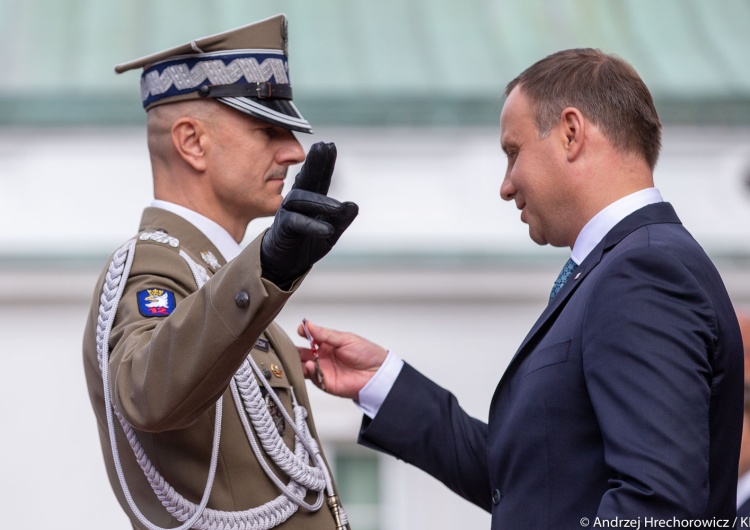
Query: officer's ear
172 117 207 172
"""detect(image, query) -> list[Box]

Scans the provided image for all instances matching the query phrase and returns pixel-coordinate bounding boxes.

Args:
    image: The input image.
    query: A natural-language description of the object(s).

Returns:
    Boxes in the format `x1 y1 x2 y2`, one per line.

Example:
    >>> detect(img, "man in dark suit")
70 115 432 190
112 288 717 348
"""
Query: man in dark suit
296 49 744 529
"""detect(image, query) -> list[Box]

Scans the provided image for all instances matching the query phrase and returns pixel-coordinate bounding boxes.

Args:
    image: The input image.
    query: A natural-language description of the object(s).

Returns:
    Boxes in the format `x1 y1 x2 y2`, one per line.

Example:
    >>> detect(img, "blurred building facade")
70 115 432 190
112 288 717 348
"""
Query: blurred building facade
2 2 750 529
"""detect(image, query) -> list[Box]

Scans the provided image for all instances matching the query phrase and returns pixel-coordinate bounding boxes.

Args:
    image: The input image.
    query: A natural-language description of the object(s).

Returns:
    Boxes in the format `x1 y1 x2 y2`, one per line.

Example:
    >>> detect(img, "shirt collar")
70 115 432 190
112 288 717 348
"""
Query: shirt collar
150 200 242 261
570 188 663 265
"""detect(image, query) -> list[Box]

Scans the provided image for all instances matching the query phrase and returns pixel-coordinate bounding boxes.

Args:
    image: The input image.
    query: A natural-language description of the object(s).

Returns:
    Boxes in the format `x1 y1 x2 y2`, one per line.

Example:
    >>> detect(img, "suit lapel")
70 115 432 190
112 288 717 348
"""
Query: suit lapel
507 202 682 366
511 252 599 360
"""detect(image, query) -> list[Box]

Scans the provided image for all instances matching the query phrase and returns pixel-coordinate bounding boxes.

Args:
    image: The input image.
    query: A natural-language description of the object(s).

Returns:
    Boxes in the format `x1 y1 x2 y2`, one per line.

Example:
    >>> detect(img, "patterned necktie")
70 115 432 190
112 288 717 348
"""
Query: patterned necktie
549 258 578 303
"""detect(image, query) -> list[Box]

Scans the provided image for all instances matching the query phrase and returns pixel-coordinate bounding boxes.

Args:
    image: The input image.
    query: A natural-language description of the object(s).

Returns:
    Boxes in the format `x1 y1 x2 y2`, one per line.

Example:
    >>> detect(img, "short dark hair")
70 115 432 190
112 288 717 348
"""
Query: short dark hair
505 48 662 170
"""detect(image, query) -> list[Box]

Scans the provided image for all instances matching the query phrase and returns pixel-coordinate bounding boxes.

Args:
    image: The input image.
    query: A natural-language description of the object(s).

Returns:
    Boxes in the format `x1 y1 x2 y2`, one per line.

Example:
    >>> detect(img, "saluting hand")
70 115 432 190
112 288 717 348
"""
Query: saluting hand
261 141 358 289
296 320 388 399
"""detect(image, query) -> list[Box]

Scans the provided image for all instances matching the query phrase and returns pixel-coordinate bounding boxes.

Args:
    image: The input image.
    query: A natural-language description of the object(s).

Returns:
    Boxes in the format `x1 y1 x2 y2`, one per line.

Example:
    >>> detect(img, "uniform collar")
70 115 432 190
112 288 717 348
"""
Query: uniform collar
151 200 242 261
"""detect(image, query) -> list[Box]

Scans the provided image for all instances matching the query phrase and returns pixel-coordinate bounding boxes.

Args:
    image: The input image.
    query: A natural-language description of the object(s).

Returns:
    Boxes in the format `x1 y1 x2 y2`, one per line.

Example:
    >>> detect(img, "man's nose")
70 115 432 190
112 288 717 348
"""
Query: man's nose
500 176 516 202
277 134 306 165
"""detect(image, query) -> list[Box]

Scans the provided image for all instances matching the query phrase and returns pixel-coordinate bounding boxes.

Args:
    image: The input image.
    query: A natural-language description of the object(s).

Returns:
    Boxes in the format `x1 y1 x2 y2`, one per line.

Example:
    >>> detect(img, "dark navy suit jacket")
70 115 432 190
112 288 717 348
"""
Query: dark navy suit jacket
360 203 743 529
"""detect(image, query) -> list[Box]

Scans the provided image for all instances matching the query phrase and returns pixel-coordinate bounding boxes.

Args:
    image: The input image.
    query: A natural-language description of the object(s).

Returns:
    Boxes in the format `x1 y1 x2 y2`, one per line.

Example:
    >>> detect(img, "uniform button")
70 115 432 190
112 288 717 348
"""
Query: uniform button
262 368 272 380
235 291 250 308
492 489 502 505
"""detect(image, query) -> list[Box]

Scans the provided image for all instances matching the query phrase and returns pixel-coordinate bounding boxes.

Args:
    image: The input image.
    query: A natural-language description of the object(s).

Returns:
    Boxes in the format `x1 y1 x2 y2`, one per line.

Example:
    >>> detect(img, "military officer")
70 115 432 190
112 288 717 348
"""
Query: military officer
82 14 357 530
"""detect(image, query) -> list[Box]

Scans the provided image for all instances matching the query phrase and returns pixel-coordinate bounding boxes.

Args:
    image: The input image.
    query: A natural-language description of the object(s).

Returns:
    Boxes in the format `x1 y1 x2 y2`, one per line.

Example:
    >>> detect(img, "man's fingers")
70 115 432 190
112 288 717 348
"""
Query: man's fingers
300 358 317 380
293 141 336 195
279 210 334 237
283 189 342 216
279 191 355 239
300 320 348 349
297 345 316 363
329 201 359 233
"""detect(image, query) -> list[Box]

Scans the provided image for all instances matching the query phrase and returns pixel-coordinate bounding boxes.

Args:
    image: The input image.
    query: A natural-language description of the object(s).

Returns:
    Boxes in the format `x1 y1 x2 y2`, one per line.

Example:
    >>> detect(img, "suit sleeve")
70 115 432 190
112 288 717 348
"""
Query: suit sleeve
108 234 297 432
359 363 492 512
582 247 716 517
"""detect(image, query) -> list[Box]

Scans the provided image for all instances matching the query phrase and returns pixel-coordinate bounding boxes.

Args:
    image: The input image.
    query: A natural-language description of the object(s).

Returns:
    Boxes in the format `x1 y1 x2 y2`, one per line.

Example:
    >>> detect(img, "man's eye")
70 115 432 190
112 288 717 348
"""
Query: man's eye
257 127 276 138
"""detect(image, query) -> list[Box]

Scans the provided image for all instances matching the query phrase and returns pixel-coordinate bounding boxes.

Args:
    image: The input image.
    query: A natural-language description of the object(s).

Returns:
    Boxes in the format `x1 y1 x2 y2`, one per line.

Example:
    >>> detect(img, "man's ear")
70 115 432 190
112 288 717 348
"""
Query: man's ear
171 117 207 172
561 107 585 162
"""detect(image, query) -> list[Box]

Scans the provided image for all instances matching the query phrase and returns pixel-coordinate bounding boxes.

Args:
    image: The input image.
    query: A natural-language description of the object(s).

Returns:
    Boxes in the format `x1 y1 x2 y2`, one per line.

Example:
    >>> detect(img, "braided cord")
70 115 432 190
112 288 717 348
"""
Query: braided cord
240 358 348 526
232 362 324 510
95 243 344 530
241 355 347 525
97 240 221 530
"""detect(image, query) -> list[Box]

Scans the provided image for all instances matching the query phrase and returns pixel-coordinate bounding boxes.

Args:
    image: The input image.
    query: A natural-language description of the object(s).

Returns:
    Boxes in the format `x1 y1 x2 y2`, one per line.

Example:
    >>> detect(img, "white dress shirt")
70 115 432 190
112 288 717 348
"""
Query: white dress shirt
151 200 242 261
357 188 664 419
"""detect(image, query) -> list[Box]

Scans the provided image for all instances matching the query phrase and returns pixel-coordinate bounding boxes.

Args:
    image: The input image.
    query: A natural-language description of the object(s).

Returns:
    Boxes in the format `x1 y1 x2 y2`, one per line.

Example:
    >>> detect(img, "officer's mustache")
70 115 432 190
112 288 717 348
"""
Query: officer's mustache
266 168 288 181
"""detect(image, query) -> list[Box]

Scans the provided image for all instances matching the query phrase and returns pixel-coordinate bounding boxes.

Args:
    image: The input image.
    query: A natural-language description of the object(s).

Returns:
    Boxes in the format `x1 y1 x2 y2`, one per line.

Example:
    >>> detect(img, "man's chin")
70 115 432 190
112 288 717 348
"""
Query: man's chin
265 198 284 217
528 228 549 246
529 230 571 249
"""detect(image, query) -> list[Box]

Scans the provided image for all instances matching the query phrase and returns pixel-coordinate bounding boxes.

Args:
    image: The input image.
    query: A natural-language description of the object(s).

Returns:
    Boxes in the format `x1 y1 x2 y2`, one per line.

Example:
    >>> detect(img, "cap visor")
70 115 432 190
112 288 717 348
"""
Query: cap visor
218 97 313 133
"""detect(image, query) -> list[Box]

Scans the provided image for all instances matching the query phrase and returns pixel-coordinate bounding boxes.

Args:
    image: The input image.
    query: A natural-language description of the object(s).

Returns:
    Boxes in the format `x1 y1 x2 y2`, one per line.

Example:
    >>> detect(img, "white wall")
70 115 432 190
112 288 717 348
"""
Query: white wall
3 125 750 258
2 125 750 529
0 298 125 528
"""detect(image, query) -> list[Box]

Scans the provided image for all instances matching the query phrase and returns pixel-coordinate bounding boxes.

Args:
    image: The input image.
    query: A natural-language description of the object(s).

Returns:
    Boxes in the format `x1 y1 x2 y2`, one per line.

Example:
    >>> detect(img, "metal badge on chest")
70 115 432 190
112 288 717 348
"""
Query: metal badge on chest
254 336 286 436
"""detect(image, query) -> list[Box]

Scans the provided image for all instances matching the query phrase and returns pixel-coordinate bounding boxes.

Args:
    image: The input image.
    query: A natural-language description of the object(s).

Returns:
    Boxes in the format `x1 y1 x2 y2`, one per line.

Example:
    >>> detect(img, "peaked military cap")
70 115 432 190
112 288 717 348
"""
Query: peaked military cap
115 14 312 133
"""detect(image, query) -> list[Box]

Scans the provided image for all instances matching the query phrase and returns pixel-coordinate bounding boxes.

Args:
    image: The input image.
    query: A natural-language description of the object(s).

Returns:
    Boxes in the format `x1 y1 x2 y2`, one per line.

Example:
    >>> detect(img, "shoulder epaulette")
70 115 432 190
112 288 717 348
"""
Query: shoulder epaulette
138 230 180 249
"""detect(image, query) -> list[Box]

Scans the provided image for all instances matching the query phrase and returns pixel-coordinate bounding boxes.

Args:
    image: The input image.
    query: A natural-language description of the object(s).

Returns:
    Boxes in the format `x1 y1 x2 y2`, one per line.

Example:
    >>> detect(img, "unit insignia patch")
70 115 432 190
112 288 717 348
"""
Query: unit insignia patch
137 288 176 317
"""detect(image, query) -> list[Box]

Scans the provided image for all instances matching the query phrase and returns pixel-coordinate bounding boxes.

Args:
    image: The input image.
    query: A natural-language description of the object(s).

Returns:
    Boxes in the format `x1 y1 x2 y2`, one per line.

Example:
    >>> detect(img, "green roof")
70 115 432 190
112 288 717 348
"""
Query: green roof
1 0 749 125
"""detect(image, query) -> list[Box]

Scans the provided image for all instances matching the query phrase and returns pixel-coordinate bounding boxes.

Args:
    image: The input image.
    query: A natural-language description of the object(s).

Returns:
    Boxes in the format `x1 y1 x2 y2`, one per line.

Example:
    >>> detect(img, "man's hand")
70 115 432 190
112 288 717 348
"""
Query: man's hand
297 320 388 399
261 141 358 289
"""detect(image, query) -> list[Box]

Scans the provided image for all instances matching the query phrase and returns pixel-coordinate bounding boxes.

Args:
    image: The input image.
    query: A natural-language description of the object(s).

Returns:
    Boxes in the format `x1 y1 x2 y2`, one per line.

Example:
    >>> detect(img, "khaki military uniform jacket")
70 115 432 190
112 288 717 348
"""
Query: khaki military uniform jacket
83 207 341 530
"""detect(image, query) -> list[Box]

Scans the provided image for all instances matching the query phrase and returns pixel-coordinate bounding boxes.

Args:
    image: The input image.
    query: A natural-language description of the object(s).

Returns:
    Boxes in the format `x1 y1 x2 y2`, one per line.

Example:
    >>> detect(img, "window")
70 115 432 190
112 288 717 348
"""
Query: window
332 445 382 530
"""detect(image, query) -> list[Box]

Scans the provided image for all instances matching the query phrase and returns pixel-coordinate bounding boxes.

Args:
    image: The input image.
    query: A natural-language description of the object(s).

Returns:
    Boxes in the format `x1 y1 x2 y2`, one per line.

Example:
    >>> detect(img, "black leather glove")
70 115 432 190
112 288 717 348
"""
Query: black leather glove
261 141 358 289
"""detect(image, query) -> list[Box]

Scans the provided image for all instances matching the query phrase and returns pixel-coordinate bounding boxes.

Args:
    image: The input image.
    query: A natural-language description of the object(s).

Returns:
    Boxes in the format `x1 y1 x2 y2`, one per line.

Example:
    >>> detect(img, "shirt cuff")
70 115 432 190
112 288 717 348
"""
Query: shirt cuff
355 350 404 419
